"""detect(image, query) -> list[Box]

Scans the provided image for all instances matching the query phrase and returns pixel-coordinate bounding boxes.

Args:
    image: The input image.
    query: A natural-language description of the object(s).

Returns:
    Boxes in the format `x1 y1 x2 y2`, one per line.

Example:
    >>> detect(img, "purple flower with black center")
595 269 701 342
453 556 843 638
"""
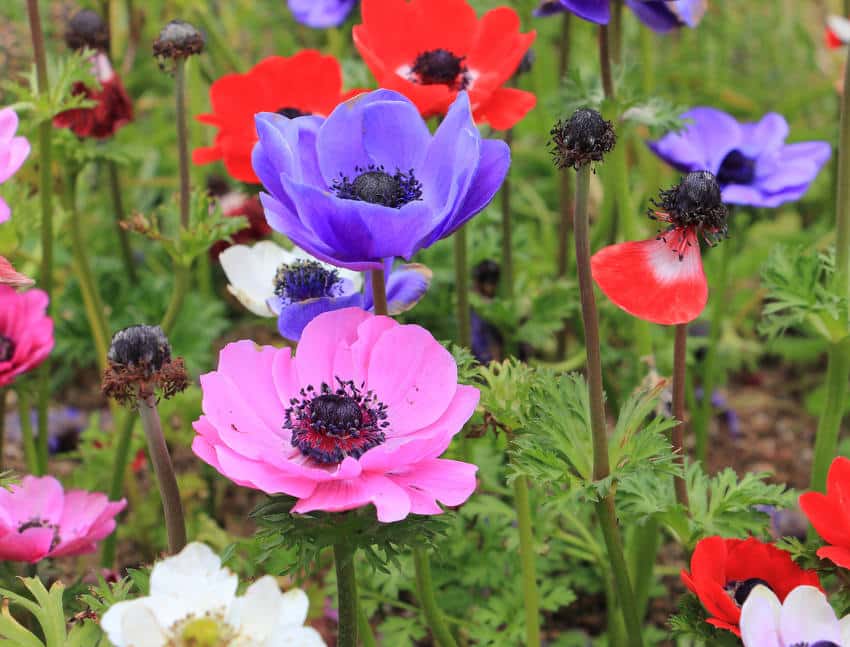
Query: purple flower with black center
533 0 706 33
288 0 358 29
251 89 511 271
649 107 832 208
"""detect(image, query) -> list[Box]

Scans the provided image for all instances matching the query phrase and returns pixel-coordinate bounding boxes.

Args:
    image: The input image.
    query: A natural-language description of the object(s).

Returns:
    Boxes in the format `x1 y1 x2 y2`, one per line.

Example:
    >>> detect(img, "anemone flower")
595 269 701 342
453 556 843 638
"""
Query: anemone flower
0 475 125 563
219 240 430 340
192 307 479 522
680 536 822 636
288 0 358 28
0 256 33 288
740 585 850 647
533 0 706 32
0 285 53 387
591 171 728 325
826 15 850 49
101 542 325 646
194 51 363 184
353 0 536 129
799 456 850 569
649 107 831 208
252 89 510 271
0 107 30 223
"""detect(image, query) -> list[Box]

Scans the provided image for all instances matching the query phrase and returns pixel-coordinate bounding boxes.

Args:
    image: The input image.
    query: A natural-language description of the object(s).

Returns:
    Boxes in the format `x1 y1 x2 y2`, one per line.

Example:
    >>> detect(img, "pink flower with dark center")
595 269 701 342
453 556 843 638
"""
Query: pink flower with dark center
192 307 479 522
0 475 126 563
0 107 30 223
0 285 53 387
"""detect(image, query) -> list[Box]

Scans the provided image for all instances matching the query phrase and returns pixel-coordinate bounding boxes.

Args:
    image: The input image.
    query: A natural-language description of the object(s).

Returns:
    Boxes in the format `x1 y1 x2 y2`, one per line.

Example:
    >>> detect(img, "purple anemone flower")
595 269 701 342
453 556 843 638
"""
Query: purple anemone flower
533 0 706 32
252 89 511 271
649 108 832 208
288 0 358 28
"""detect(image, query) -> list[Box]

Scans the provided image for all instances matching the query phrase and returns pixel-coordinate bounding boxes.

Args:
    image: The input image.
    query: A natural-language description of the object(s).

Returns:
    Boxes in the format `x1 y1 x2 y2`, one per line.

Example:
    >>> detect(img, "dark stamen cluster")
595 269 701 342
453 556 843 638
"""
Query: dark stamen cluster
333 165 423 209
65 10 109 52
725 577 771 607
0 333 15 363
276 107 311 119
411 49 468 89
649 171 728 257
716 149 757 186
514 49 535 79
18 518 61 551
102 325 188 407
274 260 343 303
153 20 204 69
285 379 389 464
549 108 616 170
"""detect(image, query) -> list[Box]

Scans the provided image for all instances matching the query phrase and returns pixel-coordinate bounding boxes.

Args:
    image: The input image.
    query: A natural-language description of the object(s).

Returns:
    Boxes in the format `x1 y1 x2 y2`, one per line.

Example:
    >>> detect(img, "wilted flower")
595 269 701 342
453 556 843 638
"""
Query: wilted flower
252 90 510 270
533 0 706 33
194 52 363 184
0 475 125 563
0 256 33 288
288 0 358 28
0 107 30 223
101 542 325 646
152 20 204 68
193 308 479 522
353 0 536 129
550 108 616 170
0 286 53 387
649 107 831 208
740 585 850 647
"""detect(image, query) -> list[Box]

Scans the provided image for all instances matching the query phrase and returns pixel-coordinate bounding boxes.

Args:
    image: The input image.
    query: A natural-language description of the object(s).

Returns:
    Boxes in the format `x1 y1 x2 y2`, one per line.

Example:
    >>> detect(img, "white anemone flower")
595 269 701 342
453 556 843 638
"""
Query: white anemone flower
740 585 850 647
219 240 361 317
101 542 325 647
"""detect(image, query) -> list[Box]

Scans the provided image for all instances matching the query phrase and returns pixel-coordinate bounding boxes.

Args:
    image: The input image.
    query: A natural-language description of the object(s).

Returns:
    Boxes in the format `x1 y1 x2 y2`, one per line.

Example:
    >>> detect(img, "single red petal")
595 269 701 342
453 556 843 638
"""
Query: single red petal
826 27 845 49
252 51 345 115
706 618 742 638
689 536 731 585
416 0 479 54
816 545 850 569
192 145 222 166
473 87 536 130
591 229 708 325
467 7 535 84
358 0 423 65
801 490 850 548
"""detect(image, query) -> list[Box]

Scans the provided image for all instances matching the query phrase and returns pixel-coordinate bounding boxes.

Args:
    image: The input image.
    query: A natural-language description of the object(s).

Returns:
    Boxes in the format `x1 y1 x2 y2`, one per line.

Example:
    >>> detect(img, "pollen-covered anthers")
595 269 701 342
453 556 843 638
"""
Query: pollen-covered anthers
102 324 189 407
152 20 204 70
549 108 616 170
274 260 343 303
649 170 728 259
333 165 423 208
285 380 388 465
65 10 110 52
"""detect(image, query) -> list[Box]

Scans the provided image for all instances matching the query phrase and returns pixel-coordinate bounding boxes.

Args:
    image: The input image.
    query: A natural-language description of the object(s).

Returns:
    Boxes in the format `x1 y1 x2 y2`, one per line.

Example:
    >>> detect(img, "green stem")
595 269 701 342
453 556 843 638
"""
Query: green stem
599 26 614 100
413 546 458 647
358 606 378 647
811 339 850 492
610 0 623 64
556 13 573 361
333 542 359 647
16 390 38 475
639 26 656 95
513 477 540 647
160 264 190 335
27 0 53 477
628 520 660 620
107 161 137 283
101 411 136 567
454 227 471 348
672 324 690 508
139 394 186 554
371 268 388 317
501 129 514 301
175 59 191 230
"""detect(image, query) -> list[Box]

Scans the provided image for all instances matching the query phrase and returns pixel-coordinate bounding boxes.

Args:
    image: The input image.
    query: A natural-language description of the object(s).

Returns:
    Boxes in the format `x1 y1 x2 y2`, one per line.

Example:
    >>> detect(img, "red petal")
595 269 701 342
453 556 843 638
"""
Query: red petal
358 0 424 65
800 490 850 548
473 87 536 130
192 145 221 166
826 27 846 49
416 0 478 54
591 229 708 325
817 545 850 569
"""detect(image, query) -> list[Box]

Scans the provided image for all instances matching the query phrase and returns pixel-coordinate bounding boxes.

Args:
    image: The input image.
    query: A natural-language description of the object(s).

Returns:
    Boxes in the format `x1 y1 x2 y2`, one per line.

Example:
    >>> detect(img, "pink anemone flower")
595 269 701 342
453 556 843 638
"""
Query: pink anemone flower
192 307 479 522
0 475 126 563
0 285 53 387
0 107 30 223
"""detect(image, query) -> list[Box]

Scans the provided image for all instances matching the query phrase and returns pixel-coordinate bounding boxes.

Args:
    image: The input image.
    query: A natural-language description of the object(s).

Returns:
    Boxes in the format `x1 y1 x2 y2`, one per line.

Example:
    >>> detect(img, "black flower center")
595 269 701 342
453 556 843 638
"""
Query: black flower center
549 108 617 169
725 578 771 607
0 334 14 362
18 518 61 550
333 165 423 209
274 260 342 303
285 380 388 464
717 149 757 186
276 106 311 119
411 48 468 89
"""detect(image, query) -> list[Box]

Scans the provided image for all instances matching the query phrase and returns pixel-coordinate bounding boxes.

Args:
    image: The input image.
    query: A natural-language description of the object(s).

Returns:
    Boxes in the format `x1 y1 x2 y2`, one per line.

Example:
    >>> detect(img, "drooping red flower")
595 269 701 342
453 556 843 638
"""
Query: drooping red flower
591 171 728 325
800 456 850 569
193 51 362 184
353 0 536 129
208 191 271 258
680 536 822 636
53 52 133 139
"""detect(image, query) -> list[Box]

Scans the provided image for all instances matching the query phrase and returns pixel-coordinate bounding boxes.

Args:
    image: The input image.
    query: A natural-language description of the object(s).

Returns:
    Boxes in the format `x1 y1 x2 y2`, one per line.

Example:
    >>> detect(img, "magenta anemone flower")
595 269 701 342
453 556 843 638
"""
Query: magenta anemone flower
192 308 479 522
0 286 53 387
0 476 126 563
0 107 30 223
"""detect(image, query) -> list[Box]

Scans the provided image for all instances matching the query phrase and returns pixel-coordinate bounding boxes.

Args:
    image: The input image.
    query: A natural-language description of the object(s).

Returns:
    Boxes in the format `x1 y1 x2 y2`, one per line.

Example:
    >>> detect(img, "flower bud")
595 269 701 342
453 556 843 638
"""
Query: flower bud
549 108 616 170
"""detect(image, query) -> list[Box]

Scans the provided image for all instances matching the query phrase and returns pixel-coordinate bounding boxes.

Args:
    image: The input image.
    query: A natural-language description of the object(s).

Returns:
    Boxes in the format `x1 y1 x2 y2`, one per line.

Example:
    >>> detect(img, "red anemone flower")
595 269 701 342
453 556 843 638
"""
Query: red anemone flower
681 536 822 636
193 51 362 184
800 456 850 569
591 171 728 325
53 52 133 139
353 0 536 129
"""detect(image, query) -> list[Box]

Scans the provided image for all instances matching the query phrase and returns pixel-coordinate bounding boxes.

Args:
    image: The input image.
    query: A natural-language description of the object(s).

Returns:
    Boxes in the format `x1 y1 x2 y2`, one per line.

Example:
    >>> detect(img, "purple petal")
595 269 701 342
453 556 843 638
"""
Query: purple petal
277 293 364 341
287 0 357 29
384 264 432 314
626 0 681 33
648 107 742 175
362 98 431 173
534 0 610 23
737 113 790 158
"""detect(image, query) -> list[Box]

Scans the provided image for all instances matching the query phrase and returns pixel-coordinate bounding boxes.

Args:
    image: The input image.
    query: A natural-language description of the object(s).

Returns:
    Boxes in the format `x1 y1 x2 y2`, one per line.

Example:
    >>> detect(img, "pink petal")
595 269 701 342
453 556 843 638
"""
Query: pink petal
271 346 300 406
0 108 19 142
216 341 286 433
213 443 318 498
351 314 398 379
295 307 371 388
387 458 478 509
0 527 54 563
292 472 412 522
0 136 31 183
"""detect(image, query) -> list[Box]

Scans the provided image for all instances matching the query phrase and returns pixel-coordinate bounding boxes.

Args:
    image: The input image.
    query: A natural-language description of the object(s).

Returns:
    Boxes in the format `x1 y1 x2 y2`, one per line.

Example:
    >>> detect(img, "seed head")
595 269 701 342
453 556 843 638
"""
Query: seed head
152 20 204 69
549 108 616 170
65 10 109 51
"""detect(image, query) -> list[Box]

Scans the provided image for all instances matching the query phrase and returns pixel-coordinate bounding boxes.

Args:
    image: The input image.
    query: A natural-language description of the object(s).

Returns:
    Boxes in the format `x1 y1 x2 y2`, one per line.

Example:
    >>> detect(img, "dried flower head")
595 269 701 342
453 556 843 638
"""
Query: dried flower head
152 20 204 70
549 108 616 170
65 9 109 51
102 325 188 407
650 170 728 250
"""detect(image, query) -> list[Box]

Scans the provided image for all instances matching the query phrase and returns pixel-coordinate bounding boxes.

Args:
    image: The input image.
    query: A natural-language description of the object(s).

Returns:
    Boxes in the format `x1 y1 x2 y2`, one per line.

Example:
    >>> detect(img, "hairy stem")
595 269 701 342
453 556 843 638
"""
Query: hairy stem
454 227 471 348
413 546 458 647
333 542 359 647
175 59 191 230
672 324 690 508
514 476 540 647
599 26 614 100
556 13 573 360
107 161 137 283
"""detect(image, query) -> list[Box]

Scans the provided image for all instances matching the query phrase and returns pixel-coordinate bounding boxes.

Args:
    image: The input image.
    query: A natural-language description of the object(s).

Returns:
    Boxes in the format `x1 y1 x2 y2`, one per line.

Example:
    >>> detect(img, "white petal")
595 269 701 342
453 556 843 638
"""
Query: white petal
220 241 295 317
101 600 167 647
229 576 285 639
829 15 850 43
779 585 841 645
262 626 327 647
740 586 782 647
839 613 850 644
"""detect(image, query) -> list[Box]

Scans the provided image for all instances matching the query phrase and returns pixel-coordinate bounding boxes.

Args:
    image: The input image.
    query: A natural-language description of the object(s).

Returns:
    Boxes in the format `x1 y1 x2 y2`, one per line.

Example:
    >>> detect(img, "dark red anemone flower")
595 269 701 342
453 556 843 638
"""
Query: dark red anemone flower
53 52 133 139
353 0 537 129
681 536 822 636
591 171 728 325
193 51 363 184
800 457 850 569
208 191 271 259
